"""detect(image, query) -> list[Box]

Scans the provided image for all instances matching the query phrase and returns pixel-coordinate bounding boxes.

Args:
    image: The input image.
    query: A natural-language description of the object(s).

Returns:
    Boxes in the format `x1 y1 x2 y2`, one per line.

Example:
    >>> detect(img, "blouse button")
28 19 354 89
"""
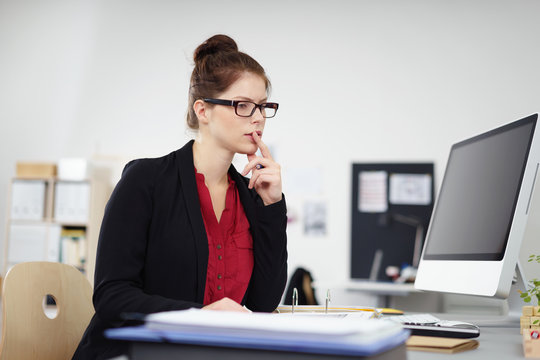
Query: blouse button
217 274 222 279
218 255 223 260
217 285 222 290
217 244 222 249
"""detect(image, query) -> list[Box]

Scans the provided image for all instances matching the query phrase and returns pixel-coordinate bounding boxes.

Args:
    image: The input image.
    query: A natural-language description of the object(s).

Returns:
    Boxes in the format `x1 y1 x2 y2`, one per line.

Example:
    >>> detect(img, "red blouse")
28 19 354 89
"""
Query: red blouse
195 169 254 306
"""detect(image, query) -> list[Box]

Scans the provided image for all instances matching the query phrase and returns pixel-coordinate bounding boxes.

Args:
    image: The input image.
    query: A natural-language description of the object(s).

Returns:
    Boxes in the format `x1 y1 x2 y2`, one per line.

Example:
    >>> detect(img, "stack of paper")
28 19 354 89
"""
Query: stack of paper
134 308 409 357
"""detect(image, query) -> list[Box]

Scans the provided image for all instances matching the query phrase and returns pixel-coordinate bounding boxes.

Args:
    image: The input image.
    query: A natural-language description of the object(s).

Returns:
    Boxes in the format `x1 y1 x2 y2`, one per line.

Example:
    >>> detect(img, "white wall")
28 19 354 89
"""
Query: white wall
1 0 539 293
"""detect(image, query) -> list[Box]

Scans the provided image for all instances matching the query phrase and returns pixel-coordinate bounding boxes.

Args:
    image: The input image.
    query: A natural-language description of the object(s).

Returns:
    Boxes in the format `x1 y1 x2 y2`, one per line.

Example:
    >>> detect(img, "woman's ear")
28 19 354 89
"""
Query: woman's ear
193 99 209 125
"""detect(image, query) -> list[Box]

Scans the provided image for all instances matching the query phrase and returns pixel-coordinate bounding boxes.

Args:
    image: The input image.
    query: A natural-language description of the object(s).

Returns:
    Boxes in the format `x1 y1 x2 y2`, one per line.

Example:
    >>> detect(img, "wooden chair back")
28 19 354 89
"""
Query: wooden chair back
0 261 94 360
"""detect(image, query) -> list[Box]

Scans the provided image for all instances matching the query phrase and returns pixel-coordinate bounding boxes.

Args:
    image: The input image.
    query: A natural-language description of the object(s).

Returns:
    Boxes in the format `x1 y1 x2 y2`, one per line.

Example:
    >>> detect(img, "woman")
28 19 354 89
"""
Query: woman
73 34 288 359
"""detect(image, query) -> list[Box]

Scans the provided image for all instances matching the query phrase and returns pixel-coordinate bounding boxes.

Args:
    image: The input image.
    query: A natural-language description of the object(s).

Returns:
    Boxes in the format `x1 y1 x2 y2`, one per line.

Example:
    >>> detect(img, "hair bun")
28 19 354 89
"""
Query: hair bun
194 34 238 63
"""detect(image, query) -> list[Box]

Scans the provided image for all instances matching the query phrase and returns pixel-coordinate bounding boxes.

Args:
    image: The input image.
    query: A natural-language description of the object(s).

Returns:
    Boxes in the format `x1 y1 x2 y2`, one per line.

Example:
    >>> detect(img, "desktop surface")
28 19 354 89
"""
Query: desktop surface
105 309 525 359
119 316 523 360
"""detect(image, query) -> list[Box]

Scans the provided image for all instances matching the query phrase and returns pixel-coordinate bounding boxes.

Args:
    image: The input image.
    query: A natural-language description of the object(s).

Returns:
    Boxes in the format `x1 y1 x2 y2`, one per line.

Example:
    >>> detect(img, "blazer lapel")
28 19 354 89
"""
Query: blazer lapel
176 140 208 303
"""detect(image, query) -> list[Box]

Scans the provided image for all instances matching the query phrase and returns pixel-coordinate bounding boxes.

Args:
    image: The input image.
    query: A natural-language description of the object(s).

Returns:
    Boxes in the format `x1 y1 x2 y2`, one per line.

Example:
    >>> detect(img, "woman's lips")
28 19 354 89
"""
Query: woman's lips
244 131 262 140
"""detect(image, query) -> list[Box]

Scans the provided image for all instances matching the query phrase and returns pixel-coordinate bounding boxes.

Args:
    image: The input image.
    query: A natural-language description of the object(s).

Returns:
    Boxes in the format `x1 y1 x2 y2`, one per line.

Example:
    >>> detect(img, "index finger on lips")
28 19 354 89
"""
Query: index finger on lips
252 132 273 160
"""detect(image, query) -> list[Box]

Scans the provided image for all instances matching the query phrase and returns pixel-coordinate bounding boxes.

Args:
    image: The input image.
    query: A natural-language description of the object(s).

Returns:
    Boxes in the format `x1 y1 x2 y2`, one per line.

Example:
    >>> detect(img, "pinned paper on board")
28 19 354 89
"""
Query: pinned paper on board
351 163 434 281
389 173 432 205
303 201 327 236
358 171 388 213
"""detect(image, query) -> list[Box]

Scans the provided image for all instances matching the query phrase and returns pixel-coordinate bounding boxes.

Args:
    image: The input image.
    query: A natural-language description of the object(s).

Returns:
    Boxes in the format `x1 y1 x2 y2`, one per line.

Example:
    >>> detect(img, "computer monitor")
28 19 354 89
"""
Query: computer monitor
415 114 540 317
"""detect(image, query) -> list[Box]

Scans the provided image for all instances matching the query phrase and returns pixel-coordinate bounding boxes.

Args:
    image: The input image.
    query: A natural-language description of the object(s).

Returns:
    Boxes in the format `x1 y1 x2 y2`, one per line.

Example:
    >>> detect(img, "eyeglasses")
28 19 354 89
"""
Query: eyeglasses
203 98 279 118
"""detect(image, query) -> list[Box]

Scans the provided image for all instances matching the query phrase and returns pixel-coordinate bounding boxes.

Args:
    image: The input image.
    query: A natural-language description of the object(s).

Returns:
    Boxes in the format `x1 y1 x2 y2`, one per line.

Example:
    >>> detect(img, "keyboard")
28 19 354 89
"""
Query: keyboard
387 313 480 339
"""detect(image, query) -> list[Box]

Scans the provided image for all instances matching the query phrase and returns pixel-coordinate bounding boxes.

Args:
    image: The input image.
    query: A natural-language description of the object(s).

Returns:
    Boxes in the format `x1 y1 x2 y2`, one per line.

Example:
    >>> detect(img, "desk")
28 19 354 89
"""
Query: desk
120 326 523 360
345 281 417 295
108 314 526 360
345 281 418 308
313 280 419 309
323 280 442 312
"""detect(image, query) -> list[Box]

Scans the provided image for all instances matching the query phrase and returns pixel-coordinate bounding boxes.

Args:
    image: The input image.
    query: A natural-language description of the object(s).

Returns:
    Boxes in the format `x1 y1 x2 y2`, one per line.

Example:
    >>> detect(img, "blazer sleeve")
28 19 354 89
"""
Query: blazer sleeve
92 160 202 323
245 196 288 312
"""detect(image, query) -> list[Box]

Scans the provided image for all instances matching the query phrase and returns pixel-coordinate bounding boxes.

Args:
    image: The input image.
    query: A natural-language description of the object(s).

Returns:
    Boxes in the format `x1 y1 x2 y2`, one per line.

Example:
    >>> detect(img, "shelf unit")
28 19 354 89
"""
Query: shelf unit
4 176 109 284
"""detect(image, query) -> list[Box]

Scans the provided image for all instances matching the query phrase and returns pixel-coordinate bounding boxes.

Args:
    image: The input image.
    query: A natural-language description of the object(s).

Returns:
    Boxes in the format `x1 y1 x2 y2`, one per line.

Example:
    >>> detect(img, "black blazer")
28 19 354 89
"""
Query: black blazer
73 140 288 359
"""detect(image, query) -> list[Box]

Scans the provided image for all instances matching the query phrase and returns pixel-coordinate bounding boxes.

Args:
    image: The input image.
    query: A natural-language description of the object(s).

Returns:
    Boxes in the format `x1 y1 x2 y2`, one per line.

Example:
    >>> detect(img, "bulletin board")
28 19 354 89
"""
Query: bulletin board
350 163 435 281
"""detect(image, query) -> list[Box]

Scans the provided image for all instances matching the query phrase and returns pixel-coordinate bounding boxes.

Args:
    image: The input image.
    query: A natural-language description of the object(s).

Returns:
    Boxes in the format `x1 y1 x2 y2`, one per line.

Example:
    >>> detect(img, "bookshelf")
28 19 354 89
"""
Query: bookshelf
4 176 109 284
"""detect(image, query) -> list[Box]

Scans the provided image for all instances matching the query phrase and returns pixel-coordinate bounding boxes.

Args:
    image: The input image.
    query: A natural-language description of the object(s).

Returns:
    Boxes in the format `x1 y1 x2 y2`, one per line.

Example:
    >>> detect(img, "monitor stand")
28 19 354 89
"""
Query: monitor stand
472 261 529 328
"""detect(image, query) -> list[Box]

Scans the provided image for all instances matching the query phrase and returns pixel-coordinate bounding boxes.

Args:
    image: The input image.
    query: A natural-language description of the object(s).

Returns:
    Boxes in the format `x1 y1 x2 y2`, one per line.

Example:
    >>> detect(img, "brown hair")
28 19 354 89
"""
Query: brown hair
186 34 271 130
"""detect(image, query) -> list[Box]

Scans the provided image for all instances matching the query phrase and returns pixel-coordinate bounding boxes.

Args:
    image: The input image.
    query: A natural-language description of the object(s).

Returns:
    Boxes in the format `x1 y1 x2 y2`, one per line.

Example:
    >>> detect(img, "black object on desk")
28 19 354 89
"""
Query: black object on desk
388 313 480 339
401 322 480 339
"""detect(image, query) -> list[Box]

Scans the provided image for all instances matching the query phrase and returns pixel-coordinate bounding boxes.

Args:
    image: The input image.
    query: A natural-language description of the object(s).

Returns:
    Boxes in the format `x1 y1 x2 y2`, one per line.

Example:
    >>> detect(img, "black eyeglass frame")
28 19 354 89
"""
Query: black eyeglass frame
203 98 279 118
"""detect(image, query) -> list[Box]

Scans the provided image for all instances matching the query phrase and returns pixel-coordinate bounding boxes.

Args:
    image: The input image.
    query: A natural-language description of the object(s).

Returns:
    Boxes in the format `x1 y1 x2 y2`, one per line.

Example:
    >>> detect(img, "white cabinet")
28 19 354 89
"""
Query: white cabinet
4 177 108 283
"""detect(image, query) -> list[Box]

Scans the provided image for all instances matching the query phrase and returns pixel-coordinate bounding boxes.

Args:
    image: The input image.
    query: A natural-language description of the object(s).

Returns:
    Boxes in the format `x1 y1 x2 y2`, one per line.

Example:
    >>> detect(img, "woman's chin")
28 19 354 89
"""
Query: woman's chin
235 143 258 155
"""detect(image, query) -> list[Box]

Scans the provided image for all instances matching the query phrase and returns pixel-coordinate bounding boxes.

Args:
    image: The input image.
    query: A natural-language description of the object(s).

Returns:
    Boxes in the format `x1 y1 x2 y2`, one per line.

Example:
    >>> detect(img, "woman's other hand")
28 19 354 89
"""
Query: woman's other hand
202 297 250 312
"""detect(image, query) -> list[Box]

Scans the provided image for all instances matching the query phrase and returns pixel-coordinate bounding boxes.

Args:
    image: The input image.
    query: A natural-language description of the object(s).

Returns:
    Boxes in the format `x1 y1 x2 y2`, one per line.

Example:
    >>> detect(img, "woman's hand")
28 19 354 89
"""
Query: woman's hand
241 131 283 206
202 297 250 312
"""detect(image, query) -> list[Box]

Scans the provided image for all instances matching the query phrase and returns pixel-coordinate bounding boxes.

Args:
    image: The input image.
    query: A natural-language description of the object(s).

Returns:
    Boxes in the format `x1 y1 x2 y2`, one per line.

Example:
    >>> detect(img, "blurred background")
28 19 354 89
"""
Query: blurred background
1 0 539 310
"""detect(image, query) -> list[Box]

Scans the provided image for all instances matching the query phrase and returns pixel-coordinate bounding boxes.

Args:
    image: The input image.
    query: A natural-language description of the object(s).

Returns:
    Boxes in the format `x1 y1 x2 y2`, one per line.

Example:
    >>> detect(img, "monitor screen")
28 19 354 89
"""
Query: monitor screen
415 114 539 299
422 118 535 261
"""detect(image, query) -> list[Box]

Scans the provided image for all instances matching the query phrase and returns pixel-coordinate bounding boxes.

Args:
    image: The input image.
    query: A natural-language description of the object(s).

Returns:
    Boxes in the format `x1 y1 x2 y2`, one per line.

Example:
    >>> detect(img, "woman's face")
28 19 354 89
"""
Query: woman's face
203 72 267 155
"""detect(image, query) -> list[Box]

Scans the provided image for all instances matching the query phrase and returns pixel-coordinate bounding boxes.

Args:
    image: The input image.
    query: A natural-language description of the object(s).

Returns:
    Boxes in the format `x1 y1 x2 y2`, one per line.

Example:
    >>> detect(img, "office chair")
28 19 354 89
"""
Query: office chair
283 267 319 305
0 261 94 360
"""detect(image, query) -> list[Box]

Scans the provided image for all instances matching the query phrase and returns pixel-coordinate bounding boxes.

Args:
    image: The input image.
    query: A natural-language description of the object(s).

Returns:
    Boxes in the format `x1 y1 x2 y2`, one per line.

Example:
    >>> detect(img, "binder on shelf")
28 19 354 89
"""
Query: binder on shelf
10 179 47 220
54 181 90 223
47 224 61 262
59 227 87 269
7 224 47 264
7 223 61 265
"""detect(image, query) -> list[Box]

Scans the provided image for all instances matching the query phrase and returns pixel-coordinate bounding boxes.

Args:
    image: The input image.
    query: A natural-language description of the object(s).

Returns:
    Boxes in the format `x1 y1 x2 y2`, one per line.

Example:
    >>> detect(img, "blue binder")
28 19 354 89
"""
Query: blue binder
106 325 409 359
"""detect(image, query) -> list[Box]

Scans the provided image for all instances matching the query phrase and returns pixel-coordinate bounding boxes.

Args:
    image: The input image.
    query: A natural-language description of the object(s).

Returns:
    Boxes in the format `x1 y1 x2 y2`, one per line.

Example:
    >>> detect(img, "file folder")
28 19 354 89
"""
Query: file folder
105 309 409 359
